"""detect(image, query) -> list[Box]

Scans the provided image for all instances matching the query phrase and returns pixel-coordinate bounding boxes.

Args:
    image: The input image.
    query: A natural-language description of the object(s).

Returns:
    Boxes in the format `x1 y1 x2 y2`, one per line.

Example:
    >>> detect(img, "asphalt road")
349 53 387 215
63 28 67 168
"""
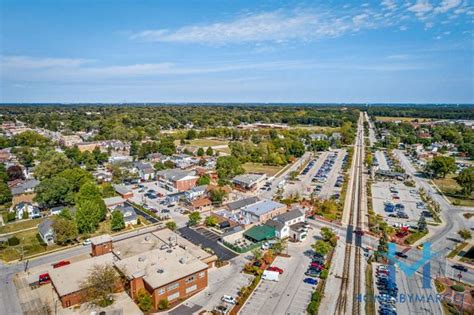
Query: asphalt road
177 226 237 261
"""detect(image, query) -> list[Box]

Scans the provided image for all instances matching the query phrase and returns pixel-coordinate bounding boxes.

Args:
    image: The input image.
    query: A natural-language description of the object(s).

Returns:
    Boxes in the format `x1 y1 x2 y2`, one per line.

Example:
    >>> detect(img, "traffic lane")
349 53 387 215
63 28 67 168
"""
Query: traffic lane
177 227 237 261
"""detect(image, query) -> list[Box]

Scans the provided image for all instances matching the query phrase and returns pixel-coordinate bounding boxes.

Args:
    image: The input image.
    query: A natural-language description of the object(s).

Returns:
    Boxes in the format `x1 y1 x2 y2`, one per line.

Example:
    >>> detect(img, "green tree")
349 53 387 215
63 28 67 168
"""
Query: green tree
205 216 218 227
458 229 472 240
311 240 332 256
206 146 213 156
110 210 125 231
209 188 227 205
216 156 244 181
52 217 79 245
0 181 12 205
197 147 205 157
251 248 263 261
185 129 197 140
58 208 74 220
272 239 288 254
35 151 74 179
197 175 211 185
455 167 474 196
188 211 201 226
154 161 166 171
136 289 153 312
426 156 457 178
165 221 177 231
80 264 121 307
35 176 74 207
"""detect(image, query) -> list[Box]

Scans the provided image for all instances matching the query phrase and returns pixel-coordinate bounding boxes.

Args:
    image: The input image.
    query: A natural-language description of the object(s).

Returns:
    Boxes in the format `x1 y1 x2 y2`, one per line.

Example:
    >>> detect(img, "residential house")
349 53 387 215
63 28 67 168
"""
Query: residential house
188 197 212 212
114 204 138 226
309 133 328 141
38 218 55 245
133 161 155 181
265 209 306 240
156 169 199 192
114 184 134 199
10 179 39 196
170 154 197 169
103 196 126 209
225 196 260 213
184 185 207 201
12 202 40 220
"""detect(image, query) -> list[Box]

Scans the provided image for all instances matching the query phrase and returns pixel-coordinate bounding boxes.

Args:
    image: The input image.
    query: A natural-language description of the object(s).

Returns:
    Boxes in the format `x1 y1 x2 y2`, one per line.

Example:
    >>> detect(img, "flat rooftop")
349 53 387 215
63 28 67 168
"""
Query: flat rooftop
114 246 208 290
49 253 116 297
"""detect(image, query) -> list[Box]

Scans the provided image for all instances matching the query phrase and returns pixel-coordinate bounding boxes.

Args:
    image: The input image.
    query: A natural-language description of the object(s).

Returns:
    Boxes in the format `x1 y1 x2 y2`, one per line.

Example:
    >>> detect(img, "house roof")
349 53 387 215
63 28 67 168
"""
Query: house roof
241 199 285 217
274 209 304 224
191 197 212 208
244 225 275 242
114 205 137 222
10 179 39 195
103 196 126 207
226 196 260 211
38 218 54 236
134 161 154 171
113 184 131 195
265 219 285 231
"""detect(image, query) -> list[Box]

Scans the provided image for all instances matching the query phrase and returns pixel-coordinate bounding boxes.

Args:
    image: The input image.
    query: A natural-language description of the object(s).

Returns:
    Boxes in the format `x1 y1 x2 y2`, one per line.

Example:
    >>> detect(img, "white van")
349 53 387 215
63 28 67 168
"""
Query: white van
262 270 279 282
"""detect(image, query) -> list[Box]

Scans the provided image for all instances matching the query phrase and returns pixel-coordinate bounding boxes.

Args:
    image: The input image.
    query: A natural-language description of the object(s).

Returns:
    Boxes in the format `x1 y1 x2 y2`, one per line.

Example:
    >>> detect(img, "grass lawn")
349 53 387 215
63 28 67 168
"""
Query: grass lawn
0 228 61 261
175 138 228 147
433 175 474 207
0 217 45 235
242 163 285 176
375 116 435 122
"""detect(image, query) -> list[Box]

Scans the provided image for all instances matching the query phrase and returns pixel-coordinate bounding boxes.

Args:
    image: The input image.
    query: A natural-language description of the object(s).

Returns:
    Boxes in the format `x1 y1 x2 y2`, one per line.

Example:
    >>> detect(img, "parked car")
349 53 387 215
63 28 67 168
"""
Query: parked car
267 266 284 274
82 239 92 246
452 264 468 272
303 278 318 285
53 260 70 268
221 295 237 305
38 273 51 285
395 251 408 258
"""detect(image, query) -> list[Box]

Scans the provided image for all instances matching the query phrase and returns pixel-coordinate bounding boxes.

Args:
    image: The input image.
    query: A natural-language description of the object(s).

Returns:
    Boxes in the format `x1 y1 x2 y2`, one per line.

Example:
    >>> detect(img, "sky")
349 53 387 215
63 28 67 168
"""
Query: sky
1 0 473 104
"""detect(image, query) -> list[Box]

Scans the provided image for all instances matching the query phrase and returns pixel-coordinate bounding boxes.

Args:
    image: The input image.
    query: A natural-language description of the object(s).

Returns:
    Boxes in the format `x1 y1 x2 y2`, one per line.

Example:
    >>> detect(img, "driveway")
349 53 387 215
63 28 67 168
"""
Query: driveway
177 227 237 261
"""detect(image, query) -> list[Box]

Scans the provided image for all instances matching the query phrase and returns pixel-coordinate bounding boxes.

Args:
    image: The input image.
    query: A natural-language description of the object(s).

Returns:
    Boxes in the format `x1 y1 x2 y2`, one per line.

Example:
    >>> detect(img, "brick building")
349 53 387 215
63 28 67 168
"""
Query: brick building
90 234 113 257
156 169 199 192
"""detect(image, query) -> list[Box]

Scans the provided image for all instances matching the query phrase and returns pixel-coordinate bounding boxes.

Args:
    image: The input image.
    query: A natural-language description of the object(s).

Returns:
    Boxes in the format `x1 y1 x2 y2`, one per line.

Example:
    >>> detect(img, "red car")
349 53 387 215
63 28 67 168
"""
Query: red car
53 260 70 269
267 266 284 274
39 273 51 285
310 262 324 269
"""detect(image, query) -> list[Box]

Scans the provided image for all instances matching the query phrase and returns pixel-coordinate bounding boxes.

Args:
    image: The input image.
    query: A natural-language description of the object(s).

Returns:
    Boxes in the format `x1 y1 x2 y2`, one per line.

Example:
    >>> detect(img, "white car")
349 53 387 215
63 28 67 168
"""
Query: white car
221 295 237 305
82 239 92 246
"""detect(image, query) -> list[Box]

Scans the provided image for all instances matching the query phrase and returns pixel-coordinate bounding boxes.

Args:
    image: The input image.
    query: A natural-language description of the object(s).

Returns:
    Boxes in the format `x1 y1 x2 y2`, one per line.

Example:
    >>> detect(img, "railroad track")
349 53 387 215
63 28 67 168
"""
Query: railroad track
335 114 365 315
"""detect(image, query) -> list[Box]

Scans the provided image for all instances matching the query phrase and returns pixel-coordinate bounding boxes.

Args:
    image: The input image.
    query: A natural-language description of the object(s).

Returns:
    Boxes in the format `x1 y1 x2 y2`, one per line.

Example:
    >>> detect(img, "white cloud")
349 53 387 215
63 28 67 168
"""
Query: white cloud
130 10 380 45
434 0 462 13
408 0 433 16
381 0 397 11
1 55 92 69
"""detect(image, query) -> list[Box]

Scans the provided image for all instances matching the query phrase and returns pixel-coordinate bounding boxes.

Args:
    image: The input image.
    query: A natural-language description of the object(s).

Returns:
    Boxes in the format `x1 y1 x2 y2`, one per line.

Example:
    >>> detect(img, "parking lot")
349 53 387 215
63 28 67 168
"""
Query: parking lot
372 181 432 228
177 226 237 261
240 231 317 315
316 149 346 200
375 150 390 171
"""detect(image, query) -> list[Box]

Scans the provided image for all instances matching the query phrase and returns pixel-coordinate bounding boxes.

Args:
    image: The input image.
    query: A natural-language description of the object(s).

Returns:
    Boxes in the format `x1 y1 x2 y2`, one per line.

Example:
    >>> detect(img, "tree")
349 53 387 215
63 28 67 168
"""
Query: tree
458 229 472 240
7 165 24 181
80 264 121 307
320 227 337 246
272 239 288 254
216 156 244 182
205 216 218 227
188 211 201 226
209 188 227 205
455 167 474 196
35 176 74 207
0 181 12 205
418 215 427 232
311 240 332 256
136 289 153 312
75 195 107 233
165 221 177 231
154 161 166 171
111 210 125 231
58 208 74 220
377 232 388 256
426 156 457 178
206 146 213 156
251 248 263 261
34 151 74 179
52 217 78 245
197 147 205 157
197 175 211 185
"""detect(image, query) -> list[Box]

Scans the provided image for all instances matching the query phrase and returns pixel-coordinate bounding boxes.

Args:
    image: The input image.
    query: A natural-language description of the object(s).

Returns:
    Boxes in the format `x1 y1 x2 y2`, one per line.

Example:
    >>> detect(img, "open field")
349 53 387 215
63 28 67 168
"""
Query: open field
375 116 435 122
0 218 45 234
0 228 61 261
433 175 474 207
175 138 228 147
242 163 285 176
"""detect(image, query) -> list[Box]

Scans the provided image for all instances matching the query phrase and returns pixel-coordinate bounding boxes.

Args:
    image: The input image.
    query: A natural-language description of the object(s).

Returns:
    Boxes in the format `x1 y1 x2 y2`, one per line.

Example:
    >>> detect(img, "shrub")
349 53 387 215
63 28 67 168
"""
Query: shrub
136 289 153 312
158 298 169 310
451 284 465 292
7 236 20 246
319 269 329 280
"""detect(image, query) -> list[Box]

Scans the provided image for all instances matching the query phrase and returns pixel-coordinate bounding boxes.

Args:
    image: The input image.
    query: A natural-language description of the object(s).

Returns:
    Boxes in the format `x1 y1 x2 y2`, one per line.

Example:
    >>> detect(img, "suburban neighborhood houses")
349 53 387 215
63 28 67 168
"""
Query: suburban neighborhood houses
0 105 473 315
